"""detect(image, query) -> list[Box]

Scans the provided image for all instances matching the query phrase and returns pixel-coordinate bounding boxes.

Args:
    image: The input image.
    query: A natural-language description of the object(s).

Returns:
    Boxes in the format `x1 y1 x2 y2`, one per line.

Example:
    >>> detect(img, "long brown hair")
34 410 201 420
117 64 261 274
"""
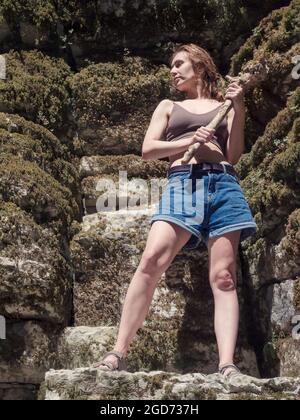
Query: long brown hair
169 43 224 101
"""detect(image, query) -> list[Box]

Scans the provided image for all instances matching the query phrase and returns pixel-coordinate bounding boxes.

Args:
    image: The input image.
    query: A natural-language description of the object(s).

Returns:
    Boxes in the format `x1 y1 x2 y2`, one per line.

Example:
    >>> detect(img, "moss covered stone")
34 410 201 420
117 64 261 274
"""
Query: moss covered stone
0 114 81 195
0 50 72 131
0 201 72 323
79 154 168 180
230 0 300 148
70 56 170 156
0 320 64 384
281 209 300 262
0 154 79 230
0 1 289 66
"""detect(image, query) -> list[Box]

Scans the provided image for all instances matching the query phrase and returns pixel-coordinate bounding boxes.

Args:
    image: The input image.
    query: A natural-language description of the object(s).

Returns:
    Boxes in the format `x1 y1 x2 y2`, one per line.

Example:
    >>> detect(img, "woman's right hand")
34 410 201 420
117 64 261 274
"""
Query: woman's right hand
191 126 216 145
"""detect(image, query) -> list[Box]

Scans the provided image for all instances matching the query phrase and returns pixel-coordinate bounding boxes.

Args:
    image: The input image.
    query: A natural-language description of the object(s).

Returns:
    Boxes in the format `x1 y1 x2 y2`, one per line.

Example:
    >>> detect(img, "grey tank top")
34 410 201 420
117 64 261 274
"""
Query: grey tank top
165 102 229 155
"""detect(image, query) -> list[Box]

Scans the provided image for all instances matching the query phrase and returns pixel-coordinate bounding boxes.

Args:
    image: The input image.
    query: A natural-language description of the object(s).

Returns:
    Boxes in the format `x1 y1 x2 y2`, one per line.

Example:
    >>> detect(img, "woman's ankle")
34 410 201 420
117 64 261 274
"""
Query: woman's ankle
113 346 128 357
219 360 234 368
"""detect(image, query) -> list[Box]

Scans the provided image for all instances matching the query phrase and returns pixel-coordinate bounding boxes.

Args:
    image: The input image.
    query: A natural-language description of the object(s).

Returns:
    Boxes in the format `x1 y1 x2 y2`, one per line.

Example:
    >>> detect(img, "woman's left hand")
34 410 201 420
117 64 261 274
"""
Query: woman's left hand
225 75 245 111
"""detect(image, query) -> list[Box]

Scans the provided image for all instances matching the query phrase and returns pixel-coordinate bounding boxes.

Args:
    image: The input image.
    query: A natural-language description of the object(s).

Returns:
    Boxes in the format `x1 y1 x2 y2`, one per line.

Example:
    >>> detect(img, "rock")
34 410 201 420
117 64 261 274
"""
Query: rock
57 326 118 370
0 320 63 384
0 51 72 132
44 368 300 400
0 383 38 401
271 280 297 333
277 338 300 377
78 155 168 180
0 202 72 323
71 206 156 327
54 325 259 378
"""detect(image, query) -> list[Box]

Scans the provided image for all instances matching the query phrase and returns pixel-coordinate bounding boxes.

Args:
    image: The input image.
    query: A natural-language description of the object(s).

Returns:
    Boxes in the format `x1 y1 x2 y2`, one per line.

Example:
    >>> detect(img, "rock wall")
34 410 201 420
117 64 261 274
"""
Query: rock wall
0 0 299 400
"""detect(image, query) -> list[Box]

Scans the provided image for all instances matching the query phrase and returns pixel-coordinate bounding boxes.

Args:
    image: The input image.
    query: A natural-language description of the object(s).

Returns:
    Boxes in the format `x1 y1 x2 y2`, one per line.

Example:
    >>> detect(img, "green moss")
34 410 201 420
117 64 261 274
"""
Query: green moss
0 154 79 230
0 50 72 131
0 113 66 156
71 228 126 326
230 0 300 154
0 121 80 193
231 1 300 74
250 87 300 168
71 56 168 127
293 278 300 310
231 392 296 400
268 142 300 184
79 155 168 180
70 56 171 155
281 209 300 260
238 87 300 235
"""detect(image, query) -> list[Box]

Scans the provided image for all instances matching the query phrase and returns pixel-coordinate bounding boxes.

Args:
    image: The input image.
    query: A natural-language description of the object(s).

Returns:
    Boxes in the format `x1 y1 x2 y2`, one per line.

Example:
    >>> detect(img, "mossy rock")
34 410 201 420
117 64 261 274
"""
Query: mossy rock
238 87 300 234
0 124 80 196
0 1 289 63
70 228 125 326
70 56 170 156
0 319 64 384
0 201 72 323
230 0 300 146
281 208 300 263
0 112 67 158
79 154 169 180
0 154 79 234
0 50 72 132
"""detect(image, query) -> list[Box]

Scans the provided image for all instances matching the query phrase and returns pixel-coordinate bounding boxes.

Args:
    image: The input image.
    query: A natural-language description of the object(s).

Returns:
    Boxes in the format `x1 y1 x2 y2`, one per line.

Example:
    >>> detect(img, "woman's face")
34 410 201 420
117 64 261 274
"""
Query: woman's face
170 51 198 92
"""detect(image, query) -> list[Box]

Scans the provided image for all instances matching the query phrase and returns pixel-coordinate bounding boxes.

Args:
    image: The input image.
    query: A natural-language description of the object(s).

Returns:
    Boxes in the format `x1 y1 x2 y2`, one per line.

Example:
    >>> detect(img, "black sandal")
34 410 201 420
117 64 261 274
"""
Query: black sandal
92 351 127 371
218 363 242 378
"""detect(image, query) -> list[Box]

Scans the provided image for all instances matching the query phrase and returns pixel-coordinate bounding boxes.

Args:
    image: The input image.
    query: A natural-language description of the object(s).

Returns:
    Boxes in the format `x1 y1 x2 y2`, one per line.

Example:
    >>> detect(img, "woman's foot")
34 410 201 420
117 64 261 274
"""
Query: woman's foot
93 351 127 371
218 363 241 378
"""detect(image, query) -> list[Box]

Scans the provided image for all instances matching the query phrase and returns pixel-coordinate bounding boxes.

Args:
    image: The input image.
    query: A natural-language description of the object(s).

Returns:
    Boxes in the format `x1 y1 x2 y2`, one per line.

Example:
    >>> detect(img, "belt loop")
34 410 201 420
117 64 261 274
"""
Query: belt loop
220 163 227 174
189 165 193 177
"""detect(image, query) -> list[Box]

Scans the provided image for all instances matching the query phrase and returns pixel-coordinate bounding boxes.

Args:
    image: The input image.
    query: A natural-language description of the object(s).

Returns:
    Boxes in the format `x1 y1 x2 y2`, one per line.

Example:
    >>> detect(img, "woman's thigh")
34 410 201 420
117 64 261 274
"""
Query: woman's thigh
142 220 192 269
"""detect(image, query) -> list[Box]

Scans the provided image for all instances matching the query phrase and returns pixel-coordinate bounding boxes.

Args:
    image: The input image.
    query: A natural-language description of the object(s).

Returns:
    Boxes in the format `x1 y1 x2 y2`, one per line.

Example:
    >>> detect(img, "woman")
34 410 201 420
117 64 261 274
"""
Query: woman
94 44 257 377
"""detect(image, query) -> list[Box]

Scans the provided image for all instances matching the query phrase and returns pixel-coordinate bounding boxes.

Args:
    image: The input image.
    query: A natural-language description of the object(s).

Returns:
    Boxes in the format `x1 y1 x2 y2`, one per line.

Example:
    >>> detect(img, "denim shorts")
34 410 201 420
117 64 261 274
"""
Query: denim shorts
150 163 257 251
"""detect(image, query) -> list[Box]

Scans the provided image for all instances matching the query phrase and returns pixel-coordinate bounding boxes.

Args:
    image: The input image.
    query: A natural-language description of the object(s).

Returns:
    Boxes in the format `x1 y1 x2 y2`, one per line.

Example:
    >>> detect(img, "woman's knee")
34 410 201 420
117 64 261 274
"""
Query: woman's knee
139 249 172 275
210 267 236 292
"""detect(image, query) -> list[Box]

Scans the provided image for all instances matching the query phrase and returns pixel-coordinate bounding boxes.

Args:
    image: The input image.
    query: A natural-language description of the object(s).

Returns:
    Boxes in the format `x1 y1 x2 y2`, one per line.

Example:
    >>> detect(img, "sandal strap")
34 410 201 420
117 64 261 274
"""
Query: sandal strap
93 351 127 371
104 351 125 361
219 363 241 375
98 361 115 370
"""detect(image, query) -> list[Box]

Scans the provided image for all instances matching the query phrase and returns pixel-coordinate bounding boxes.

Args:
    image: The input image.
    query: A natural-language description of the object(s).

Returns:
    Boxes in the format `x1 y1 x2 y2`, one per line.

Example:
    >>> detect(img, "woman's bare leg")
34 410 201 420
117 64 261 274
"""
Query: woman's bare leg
99 220 192 369
208 230 241 376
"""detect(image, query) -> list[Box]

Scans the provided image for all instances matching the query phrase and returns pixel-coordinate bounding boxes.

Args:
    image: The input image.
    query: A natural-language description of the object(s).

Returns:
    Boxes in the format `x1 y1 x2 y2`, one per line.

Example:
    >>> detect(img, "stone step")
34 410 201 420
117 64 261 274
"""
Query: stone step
56 326 259 377
57 326 118 370
43 368 300 400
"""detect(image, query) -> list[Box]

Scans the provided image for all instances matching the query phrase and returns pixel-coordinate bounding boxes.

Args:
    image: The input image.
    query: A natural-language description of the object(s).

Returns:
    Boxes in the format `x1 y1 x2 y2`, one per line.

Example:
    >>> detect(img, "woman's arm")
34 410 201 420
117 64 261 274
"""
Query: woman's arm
142 99 194 160
225 104 246 165
224 79 246 166
143 137 194 160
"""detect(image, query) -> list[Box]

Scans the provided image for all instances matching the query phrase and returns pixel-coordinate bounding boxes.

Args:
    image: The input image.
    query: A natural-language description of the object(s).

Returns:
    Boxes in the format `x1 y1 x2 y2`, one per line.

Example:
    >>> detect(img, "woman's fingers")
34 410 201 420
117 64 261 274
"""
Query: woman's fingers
197 127 215 134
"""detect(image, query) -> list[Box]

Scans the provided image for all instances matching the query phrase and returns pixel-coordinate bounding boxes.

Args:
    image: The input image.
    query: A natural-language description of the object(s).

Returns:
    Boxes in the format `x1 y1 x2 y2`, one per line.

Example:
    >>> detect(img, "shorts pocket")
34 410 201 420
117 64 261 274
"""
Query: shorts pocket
224 172 240 184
